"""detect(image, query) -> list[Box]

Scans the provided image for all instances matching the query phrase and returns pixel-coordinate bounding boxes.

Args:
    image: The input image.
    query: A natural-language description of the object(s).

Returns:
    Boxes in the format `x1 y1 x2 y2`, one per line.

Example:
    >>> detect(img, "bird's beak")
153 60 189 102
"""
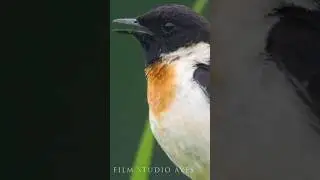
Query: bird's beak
112 18 154 36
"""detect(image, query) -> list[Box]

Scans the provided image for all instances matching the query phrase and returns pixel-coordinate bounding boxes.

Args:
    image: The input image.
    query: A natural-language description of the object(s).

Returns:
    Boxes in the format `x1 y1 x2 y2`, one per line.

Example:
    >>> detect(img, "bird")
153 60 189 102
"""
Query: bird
112 4 211 180
211 0 320 179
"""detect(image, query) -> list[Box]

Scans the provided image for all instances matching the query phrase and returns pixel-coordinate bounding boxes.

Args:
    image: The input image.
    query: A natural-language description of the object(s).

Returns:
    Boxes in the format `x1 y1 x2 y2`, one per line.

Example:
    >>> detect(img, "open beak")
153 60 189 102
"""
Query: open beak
112 18 154 36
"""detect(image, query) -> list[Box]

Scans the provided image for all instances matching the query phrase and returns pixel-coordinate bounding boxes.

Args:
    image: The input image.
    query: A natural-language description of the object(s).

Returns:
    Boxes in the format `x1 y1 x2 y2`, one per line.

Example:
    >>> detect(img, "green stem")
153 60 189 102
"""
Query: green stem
130 121 155 180
193 0 208 13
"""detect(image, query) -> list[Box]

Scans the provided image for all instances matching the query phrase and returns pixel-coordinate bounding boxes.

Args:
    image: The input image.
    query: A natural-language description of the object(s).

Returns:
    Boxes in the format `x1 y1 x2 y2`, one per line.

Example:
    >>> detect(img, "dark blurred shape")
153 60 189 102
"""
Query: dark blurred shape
266 4 320 125
211 0 320 179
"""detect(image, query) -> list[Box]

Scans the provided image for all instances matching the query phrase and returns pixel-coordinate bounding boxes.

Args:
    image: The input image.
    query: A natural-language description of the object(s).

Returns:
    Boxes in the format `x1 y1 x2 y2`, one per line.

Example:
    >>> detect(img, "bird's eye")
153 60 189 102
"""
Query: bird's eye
161 22 176 34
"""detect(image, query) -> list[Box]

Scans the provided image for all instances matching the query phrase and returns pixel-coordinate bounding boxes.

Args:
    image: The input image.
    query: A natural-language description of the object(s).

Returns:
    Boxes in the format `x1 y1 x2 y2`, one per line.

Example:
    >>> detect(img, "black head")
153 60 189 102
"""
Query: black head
112 4 210 66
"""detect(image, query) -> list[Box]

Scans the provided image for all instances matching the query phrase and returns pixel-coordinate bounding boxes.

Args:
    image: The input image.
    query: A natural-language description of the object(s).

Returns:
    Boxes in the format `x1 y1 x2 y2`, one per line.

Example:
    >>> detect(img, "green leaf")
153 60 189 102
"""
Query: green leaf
130 1 208 180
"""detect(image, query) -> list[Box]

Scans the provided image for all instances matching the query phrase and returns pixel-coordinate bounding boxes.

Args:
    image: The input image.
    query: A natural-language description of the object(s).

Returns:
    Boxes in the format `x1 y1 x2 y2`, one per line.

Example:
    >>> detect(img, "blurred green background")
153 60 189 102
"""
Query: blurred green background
110 1 208 179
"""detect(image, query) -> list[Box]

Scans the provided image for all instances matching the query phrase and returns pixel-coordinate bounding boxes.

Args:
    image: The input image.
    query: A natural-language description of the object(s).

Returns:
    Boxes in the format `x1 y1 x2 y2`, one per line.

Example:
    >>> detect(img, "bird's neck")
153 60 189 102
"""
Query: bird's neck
144 42 210 120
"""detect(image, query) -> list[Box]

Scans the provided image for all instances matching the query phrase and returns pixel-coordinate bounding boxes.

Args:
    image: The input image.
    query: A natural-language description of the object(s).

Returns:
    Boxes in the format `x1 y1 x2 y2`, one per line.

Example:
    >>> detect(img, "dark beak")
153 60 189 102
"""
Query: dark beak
112 18 153 36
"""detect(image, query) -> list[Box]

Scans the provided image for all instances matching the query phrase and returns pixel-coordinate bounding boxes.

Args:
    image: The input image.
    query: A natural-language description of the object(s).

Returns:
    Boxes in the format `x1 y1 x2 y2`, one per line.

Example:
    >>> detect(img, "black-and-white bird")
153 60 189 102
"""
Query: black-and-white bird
211 0 320 179
113 4 211 180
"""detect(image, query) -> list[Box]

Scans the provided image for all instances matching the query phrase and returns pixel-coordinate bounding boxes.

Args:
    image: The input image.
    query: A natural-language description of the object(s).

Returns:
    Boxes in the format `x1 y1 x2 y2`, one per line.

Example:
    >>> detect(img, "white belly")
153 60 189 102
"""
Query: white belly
149 78 210 179
148 42 211 179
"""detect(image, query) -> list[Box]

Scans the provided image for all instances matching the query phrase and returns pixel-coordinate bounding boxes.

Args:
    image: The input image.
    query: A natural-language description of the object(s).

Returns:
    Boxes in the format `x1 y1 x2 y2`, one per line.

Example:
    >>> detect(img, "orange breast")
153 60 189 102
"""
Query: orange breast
145 61 176 120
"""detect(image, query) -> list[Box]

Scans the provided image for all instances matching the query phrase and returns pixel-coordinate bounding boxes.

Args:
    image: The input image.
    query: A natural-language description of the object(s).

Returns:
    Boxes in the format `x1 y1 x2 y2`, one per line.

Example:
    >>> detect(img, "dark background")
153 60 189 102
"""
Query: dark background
5 1 108 180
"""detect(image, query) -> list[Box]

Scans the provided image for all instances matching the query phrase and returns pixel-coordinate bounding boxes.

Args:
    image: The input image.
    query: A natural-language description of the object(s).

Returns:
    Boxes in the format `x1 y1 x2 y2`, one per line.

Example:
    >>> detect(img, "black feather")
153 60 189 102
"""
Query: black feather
193 63 211 101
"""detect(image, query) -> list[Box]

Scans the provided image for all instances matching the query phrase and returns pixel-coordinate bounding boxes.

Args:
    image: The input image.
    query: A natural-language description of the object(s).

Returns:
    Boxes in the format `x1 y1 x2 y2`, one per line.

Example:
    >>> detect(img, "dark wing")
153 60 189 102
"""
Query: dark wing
193 62 212 102
266 4 320 130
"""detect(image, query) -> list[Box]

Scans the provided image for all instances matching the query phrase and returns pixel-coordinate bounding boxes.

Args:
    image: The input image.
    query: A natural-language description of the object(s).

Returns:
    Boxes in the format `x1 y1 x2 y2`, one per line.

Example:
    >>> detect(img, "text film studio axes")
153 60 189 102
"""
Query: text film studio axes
113 166 194 174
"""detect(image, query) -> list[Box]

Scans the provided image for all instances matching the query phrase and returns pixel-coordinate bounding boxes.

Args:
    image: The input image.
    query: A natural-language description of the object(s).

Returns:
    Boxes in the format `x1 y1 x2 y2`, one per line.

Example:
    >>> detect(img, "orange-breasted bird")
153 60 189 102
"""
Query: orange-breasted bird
112 4 211 180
